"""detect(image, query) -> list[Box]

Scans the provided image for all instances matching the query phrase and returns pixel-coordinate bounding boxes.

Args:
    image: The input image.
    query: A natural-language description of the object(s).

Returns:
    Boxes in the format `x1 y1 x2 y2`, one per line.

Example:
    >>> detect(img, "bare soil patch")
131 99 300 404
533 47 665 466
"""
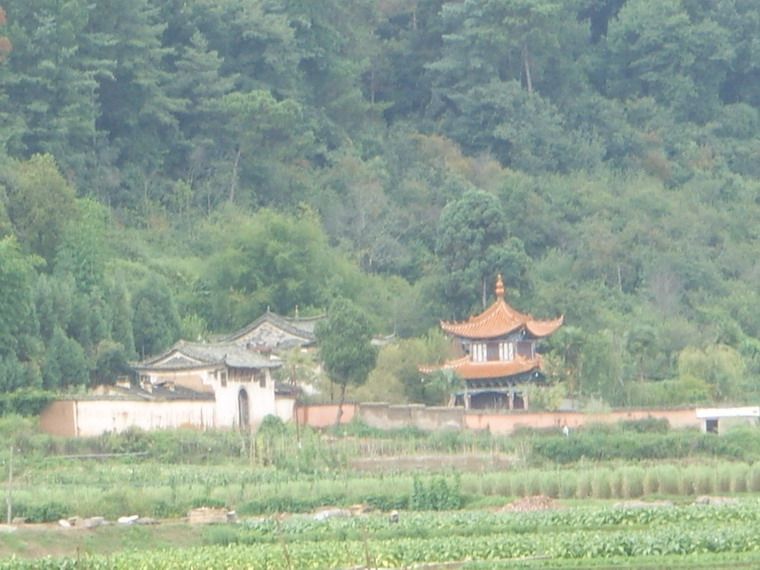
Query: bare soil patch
348 453 517 472
498 495 565 512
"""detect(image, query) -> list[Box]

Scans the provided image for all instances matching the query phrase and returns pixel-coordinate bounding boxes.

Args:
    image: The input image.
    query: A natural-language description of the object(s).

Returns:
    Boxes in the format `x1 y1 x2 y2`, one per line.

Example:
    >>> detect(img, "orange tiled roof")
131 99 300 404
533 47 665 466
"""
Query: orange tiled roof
440 276 563 339
420 355 542 380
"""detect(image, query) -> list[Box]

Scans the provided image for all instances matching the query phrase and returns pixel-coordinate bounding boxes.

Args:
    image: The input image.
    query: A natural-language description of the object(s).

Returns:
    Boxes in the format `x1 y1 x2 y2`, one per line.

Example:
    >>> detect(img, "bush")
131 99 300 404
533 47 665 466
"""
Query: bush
17 501 69 523
190 497 227 509
621 466 645 498
0 390 57 417
238 494 344 515
618 417 670 434
409 475 462 510
531 430 746 464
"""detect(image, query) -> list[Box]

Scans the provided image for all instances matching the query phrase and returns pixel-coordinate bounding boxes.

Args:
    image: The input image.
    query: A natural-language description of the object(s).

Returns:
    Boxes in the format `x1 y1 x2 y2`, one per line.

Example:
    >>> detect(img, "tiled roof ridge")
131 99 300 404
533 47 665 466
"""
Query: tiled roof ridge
135 339 281 370
220 310 325 342
420 354 543 380
441 296 562 339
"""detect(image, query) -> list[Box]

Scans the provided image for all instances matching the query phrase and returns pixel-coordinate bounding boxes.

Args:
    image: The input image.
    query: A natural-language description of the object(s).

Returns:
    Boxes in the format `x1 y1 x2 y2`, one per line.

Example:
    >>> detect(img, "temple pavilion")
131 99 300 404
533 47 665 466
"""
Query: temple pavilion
422 275 563 410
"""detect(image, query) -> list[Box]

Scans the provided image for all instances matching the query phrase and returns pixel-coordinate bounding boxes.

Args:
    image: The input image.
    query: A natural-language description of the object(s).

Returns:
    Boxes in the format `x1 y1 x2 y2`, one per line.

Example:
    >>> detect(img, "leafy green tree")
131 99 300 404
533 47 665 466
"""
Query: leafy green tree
678 344 745 402
91 340 131 386
53 199 110 293
435 189 529 317
604 0 732 123
84 0 182 203
42 326 88 390
132 274 181 358
0 352 42 392
0 236 39 358
357 331 450 405
201 207 343 330
221 89 315 206
371 0 446 122
5 154 79 263
1 0 111 173
546 326 586 397
275 0 379 135
625 325 658 384
316 297 377 425
34 273 75 343
165 29 237 192
425 0 593 169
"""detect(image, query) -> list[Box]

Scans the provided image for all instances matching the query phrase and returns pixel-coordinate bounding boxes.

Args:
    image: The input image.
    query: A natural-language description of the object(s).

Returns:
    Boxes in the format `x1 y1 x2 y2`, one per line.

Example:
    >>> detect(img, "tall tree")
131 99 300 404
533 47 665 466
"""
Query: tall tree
201 207 342 330
1 0 111 174
604 0 733 123
53 198 110 293
84 0 182 204
0 236 38 358
316 297 377 425
132 274 180 357
221 89 315 206
42 326 88 390
165 29 237 189
5 154 79 263
435 189 529 317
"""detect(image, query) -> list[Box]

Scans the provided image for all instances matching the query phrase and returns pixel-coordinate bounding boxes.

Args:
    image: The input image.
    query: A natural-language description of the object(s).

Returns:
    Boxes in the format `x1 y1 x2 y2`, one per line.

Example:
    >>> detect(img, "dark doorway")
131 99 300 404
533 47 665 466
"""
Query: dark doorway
238 389 250 431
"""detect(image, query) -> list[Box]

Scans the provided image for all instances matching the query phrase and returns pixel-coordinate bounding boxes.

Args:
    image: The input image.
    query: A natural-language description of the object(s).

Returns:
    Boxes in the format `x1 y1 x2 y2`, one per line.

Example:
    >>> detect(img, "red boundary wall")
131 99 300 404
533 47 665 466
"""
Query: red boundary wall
297 403 701 434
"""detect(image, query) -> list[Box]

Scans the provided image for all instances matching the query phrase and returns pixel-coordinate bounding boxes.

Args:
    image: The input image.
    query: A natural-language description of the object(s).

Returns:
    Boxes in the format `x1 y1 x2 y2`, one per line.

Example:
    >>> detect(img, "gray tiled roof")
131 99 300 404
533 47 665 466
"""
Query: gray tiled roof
103 383 215 401
135 341 282 371
220 310 325 344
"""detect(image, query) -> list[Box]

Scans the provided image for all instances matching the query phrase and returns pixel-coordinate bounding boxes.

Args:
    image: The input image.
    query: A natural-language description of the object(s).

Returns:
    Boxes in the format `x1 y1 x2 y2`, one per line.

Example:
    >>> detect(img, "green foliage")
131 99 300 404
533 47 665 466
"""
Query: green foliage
0 236 39 359
316 297 378 399
0 389 55 417
435 189 529 318
409 475 463 511
5 154 79 263
3 0 760 411
132 274 181 357
199 207 342 330
42 327 89 390
16 501 69 523
531 430 746 464
678 344 745 401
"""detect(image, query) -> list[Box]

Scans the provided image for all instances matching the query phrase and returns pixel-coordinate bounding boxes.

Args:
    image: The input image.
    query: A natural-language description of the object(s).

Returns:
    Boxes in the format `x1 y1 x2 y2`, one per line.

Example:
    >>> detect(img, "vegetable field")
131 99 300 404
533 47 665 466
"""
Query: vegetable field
6 505 760 569
6 420 760 567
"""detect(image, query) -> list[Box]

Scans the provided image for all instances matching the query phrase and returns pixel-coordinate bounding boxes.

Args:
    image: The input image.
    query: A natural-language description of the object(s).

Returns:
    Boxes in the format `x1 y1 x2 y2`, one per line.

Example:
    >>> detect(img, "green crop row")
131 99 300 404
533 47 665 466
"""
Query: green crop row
7 515 760 569
216 503 760 545
11 460 760 522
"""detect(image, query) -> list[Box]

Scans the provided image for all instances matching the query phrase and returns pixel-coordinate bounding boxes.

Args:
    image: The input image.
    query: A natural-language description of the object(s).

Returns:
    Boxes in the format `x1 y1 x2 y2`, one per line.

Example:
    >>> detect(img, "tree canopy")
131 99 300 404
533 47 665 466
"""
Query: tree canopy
3 0 760 408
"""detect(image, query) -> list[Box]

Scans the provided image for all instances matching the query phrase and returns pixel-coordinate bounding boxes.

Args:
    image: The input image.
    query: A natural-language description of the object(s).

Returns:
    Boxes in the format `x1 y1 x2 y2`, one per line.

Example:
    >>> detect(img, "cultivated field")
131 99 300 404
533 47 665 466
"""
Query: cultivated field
2 416 760 568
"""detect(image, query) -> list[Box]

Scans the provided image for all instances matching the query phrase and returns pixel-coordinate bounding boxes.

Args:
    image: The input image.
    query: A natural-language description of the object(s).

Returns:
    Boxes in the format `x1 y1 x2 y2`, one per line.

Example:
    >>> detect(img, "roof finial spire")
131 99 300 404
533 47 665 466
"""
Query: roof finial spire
495 274 505 299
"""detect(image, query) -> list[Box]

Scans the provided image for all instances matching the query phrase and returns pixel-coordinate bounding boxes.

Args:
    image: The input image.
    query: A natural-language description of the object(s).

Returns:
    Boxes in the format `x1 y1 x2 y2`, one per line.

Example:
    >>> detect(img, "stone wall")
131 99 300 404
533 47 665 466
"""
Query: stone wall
297 403 704 434
40 398 217 437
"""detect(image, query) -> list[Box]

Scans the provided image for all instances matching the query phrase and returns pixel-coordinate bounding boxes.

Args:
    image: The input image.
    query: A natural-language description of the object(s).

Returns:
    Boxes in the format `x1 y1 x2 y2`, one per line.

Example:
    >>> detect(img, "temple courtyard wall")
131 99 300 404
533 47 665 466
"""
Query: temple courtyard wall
297 403 755 435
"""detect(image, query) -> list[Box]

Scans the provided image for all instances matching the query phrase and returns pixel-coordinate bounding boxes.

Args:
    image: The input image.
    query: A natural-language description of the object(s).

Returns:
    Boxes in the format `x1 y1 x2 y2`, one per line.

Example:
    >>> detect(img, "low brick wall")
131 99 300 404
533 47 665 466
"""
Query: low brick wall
361 403 464 431
296 403 357 429
297 403 702 434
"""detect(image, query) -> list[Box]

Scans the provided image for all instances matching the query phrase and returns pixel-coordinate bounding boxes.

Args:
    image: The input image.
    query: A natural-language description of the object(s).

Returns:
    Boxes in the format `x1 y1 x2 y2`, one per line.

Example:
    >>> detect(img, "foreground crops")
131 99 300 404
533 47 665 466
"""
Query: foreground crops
7 503 760 569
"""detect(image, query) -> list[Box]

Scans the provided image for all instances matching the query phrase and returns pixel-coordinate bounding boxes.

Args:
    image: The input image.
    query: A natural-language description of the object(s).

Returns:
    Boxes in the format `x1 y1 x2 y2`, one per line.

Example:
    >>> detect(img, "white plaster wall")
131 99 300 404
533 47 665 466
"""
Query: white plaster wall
275 396 296 422
208 369 277 431
73 400 216 436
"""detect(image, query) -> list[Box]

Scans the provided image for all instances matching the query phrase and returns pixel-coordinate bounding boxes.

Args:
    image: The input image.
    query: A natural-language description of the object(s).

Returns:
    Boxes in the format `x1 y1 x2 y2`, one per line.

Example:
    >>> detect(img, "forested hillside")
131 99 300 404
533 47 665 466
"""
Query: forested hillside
2 0 760 409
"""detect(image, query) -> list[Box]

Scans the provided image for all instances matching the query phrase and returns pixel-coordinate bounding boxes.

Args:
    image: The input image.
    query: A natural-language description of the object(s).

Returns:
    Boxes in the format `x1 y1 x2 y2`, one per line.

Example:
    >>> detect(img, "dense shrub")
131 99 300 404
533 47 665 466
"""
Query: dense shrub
409 476 462 511
0 390 57 417
238 494 345 515
531 430 746 464
16 501 69 523
618 417 670 434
